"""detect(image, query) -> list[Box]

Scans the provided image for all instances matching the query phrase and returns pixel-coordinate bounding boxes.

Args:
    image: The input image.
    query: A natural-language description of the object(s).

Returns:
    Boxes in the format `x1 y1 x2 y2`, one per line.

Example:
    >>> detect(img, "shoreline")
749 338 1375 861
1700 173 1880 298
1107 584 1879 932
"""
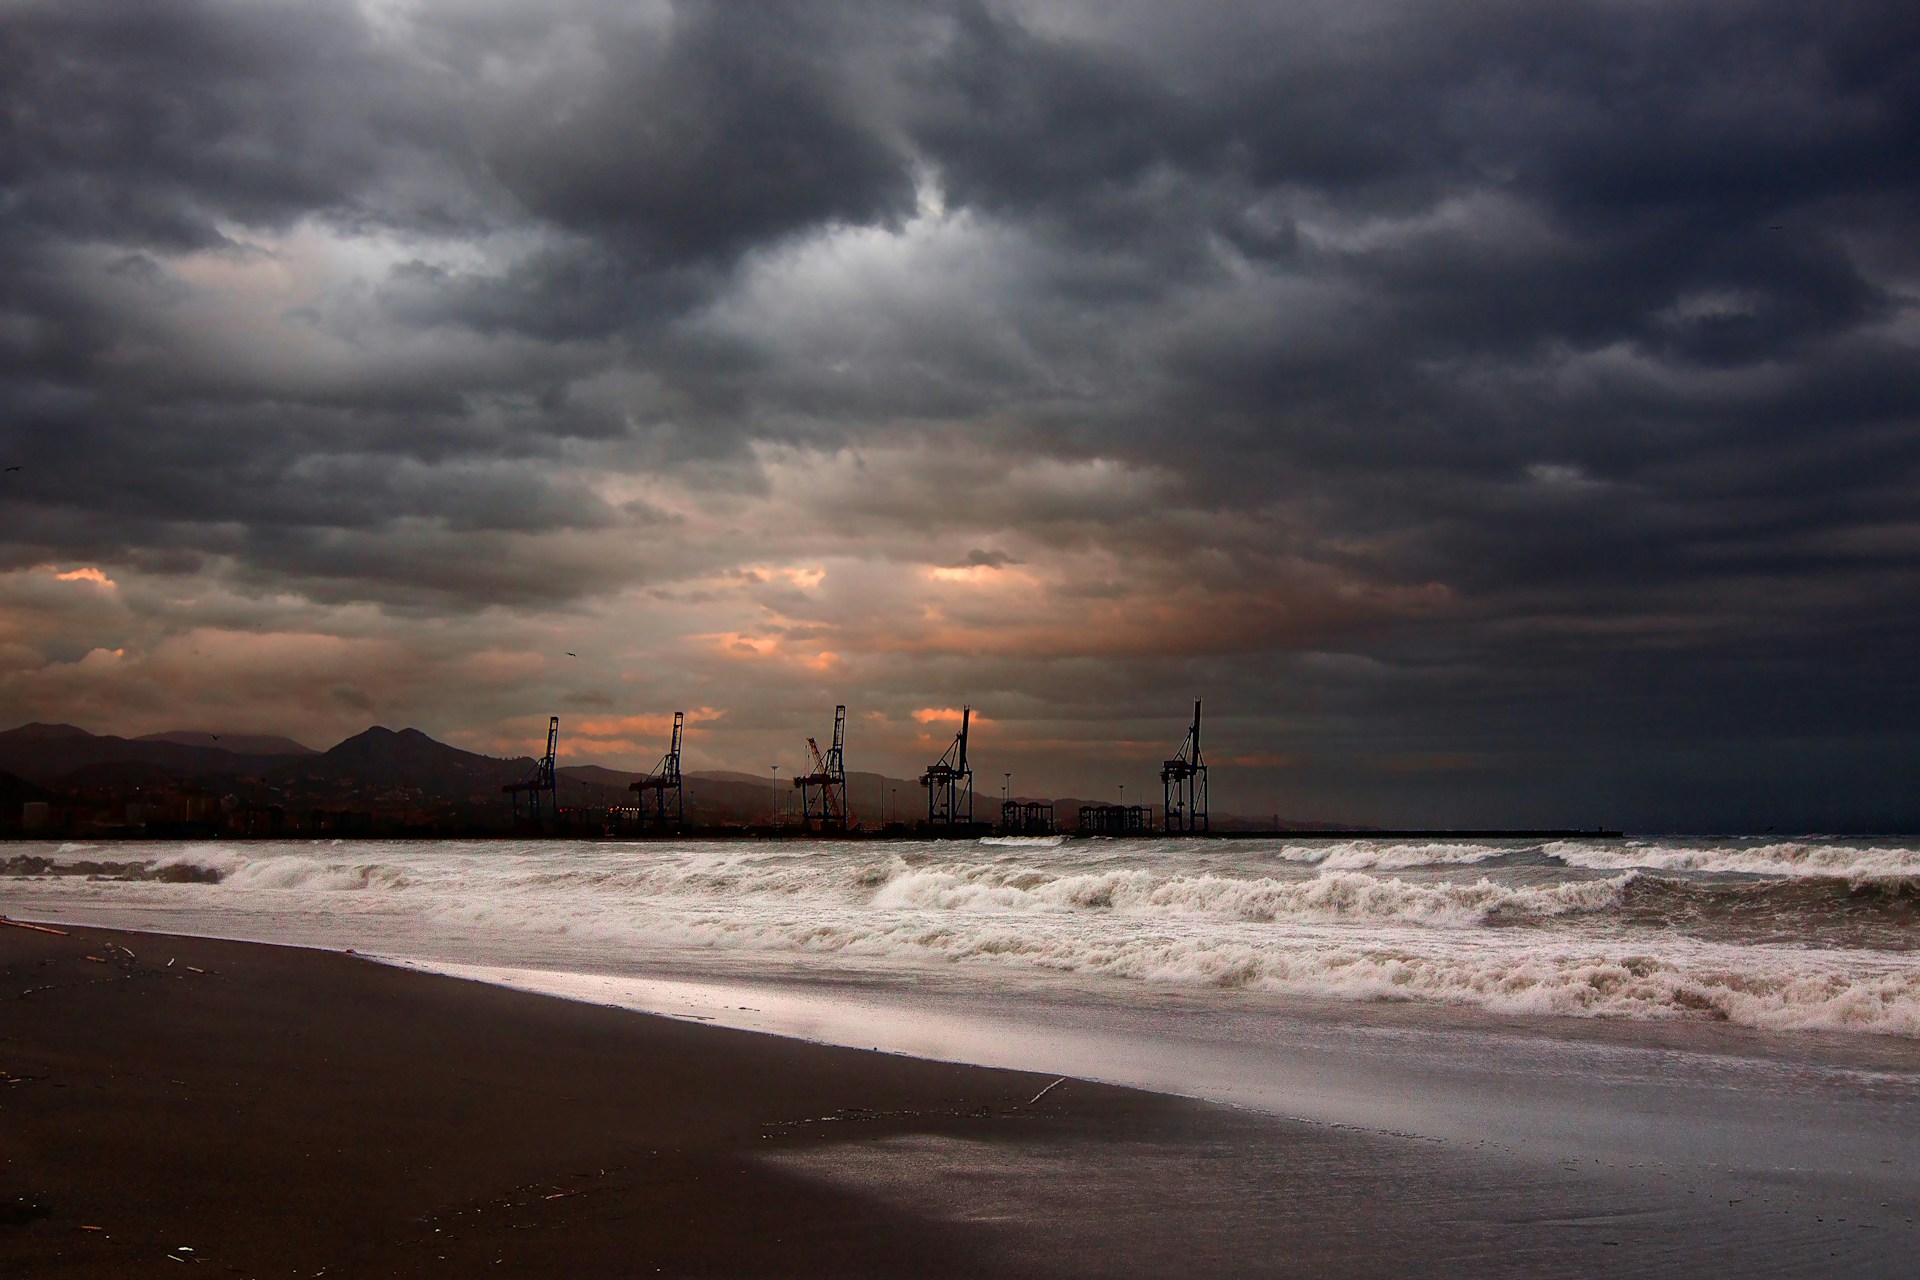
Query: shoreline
19 910 1920 1070
7 918 1919 1277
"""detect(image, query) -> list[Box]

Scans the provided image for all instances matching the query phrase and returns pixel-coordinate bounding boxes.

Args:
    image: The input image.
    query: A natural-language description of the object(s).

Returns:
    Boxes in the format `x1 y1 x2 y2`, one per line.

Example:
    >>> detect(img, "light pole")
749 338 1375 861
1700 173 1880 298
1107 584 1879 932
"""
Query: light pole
1118 783 1125 808
770 765 779 828
891 787 898 828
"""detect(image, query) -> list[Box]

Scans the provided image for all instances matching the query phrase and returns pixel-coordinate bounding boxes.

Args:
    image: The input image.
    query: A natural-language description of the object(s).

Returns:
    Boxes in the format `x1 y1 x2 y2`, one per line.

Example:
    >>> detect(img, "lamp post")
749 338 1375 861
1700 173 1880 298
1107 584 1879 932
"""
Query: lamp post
770 765 779 828
891 787 898 828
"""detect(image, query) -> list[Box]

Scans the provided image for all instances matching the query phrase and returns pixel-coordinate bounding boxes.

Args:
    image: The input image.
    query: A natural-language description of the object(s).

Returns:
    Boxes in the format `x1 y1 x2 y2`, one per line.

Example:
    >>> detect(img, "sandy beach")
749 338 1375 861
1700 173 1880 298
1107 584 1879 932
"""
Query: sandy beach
5 916 1917 1277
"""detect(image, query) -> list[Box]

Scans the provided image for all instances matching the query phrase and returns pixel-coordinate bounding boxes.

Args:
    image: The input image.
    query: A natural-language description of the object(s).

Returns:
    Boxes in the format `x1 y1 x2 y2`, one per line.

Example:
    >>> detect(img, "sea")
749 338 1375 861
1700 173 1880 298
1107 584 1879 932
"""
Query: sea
8 833 1920 1201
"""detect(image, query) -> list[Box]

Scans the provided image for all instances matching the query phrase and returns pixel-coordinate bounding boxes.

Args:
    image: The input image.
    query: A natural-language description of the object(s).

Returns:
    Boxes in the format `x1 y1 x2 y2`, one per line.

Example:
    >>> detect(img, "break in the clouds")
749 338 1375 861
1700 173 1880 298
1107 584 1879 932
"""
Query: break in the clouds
2 0 1916 830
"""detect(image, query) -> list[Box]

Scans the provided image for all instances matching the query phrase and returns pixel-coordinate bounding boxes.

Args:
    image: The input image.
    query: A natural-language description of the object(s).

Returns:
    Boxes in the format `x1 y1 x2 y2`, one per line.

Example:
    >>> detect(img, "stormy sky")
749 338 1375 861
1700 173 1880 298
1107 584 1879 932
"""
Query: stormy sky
2 0 1916 830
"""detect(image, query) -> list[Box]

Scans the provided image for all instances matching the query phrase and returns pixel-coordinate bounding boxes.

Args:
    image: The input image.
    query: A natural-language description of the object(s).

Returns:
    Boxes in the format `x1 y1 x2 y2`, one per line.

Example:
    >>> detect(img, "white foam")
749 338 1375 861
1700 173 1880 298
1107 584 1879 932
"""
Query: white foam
1279 841 1511 870
867 864 1628 927
11 837 1920 1039
1550 839 1920 881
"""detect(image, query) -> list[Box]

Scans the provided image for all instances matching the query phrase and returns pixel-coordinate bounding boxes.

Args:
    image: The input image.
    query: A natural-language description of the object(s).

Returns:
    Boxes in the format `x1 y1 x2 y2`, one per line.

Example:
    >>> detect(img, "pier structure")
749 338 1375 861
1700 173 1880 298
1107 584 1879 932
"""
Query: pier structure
999 800 1056 835
1078 803 1155 835
1161 699 1209 833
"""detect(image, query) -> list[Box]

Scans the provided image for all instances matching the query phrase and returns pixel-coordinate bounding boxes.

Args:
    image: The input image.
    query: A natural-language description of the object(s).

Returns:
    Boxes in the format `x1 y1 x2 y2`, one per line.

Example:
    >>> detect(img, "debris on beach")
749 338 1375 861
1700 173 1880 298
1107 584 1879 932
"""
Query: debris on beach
1027 1077 1068 1106
0 916 69 936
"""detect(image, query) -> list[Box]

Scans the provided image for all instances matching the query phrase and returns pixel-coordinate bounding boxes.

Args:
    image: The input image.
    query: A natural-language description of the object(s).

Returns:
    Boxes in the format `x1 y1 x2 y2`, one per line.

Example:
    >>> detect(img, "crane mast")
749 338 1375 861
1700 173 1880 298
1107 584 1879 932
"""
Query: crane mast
920 705 974 828
1160 699 1208 833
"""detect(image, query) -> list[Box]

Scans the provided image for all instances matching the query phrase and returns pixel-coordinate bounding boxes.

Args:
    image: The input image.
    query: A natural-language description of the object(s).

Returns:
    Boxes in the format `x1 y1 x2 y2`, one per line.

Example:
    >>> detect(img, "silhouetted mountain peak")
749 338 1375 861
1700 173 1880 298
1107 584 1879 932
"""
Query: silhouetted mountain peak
3 722 93 740
309 726 526 793
0 722 294 787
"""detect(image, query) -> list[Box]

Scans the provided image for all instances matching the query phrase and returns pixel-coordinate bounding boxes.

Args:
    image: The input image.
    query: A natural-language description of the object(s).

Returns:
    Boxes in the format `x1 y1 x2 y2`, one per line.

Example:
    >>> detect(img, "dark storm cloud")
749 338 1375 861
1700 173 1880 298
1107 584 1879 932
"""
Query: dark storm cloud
482 2 920 262
0 0 1915 826
0 0 476 249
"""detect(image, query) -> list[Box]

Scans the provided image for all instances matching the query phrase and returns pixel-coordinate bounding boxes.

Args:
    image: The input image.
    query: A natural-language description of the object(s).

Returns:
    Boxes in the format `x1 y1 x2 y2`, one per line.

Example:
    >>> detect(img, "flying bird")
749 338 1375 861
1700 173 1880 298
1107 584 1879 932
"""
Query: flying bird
3 465 20 472
566 652 577 657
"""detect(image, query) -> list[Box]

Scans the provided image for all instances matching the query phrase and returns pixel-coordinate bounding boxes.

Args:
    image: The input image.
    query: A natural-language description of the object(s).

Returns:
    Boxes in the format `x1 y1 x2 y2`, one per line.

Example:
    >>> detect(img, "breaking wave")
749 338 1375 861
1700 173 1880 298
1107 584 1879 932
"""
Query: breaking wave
1551 839 1920 882
10 835 1920 1038
1272 841 1513 870
867 862 1628 928
429 892 1920 1038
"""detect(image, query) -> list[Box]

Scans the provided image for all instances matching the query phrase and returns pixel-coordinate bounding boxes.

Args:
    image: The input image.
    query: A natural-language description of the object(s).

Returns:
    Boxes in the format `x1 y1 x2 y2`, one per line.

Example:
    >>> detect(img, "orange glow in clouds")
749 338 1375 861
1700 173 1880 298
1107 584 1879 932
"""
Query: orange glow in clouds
54 566 115 586
912 706 991 724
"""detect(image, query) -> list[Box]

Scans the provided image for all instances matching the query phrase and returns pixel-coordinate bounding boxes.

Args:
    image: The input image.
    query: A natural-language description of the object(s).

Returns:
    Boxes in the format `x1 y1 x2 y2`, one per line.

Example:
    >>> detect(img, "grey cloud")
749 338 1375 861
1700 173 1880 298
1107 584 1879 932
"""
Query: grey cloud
0 0 1915 826
0 1 481 250
957 548 1020 568
482 2 923 262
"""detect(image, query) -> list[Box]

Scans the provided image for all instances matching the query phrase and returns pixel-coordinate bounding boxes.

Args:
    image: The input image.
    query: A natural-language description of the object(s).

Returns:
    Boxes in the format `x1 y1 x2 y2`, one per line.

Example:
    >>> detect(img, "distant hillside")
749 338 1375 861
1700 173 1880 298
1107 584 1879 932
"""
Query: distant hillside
690 769 779 786
54 761 183 791
3 723 91 740
558 764 648 790
139 730 315 756
0 722 303 785
288 726 530 793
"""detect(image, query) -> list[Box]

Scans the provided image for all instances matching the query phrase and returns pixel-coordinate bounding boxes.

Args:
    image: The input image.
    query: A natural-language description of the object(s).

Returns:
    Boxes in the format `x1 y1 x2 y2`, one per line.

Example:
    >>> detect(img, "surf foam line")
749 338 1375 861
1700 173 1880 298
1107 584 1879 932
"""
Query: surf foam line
12 838 1920 1038
864 863 1629 927
477 908 1920 1037
25 845 1636 930
1549 839 1920 881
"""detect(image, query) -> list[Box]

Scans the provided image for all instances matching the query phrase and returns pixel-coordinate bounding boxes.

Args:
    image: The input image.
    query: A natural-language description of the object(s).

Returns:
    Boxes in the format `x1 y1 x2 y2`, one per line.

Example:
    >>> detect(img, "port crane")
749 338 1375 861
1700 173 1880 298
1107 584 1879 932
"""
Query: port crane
629 711 685 829
503 715 560 823
792 704 849 831
1160 700 1208 833
920 705 974 827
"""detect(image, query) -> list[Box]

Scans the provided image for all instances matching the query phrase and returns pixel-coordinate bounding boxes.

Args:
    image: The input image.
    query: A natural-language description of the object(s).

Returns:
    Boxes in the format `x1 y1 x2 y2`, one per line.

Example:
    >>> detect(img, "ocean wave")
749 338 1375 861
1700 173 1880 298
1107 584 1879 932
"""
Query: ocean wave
1 846 414 892
1550 839 1920 881
14 837 1920 1039
1277 841 1513 871
502 902 1920 1038
1 852 224 883
869 864 1628 928
217 856 414 892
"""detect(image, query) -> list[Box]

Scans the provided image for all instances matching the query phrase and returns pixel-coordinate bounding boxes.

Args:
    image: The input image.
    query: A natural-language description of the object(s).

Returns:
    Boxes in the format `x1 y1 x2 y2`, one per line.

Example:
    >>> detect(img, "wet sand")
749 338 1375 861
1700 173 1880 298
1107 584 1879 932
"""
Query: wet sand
3 919 1912 1277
